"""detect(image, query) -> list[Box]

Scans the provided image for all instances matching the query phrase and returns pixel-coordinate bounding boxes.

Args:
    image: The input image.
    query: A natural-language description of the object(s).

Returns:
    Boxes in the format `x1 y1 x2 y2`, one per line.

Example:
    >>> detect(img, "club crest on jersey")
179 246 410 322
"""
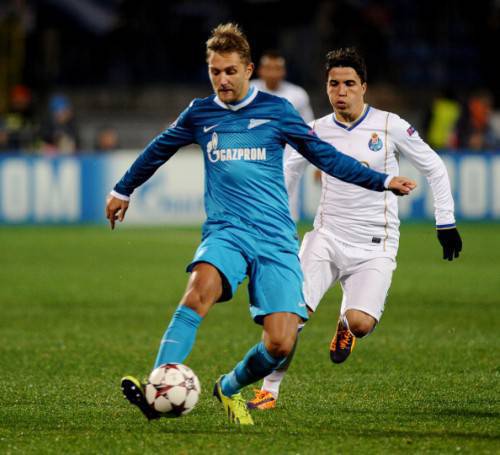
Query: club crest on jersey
206 132 266 163
248 118 271 129
368 133 383 151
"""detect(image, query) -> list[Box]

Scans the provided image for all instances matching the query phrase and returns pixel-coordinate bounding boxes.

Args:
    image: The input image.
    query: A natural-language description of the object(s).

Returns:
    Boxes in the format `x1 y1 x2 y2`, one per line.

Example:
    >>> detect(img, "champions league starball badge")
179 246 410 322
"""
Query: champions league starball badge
368 133 383 151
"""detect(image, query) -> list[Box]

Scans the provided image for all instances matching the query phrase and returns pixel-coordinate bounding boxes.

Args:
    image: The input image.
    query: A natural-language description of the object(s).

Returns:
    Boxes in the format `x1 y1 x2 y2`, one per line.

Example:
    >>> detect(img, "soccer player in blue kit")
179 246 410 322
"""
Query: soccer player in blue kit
106 23 416 425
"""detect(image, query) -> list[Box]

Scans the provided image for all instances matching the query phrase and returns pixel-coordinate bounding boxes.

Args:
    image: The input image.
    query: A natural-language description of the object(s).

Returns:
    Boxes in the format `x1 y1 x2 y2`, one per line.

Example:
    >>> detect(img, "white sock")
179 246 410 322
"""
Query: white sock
261 322 306 399
262 370 285 399
340 313 350 331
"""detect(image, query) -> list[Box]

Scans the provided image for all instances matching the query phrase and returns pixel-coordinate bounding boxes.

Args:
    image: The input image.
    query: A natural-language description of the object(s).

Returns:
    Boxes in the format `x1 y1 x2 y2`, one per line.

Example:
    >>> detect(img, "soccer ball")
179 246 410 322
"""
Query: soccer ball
145 363 201 417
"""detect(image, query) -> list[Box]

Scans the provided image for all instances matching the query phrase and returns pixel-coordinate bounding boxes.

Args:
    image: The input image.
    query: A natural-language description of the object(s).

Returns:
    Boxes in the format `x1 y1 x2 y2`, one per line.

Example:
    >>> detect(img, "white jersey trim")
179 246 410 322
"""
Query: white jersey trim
110 190 130 201
214 87 259 111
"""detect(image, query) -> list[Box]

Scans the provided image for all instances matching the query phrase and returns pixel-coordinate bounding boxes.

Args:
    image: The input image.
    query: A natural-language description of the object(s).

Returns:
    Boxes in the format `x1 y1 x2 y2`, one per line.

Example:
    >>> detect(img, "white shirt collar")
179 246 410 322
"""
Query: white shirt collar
214 86 259 111
333 103 368 127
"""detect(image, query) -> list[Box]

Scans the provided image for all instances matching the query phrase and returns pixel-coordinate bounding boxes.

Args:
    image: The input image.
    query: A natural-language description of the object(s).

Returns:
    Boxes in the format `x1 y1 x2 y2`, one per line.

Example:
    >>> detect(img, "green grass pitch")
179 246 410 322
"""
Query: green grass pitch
0 223 499 454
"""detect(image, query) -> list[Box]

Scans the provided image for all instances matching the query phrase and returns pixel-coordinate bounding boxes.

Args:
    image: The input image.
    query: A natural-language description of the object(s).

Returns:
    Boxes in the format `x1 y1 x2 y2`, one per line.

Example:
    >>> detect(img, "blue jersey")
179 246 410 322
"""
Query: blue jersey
113 88 388 248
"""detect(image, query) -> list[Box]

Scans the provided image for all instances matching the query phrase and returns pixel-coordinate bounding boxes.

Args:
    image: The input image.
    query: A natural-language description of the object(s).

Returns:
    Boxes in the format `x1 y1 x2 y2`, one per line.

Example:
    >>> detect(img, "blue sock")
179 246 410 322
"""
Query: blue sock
153 305 202 368
221 342 284 396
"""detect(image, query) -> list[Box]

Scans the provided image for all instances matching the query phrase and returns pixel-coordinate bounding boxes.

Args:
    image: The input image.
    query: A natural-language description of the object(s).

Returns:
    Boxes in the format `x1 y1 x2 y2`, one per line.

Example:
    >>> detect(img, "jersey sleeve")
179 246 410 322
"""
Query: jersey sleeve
283 119 317 201
390 114 456 227
283 144 309 203
279 99 388 192
296 89 315 123
113 102 196 197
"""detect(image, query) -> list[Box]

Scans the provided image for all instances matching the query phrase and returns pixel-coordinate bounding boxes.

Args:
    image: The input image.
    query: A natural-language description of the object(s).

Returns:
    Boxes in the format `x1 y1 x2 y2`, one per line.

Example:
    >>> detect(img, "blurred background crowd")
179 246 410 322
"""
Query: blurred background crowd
1 0 499 155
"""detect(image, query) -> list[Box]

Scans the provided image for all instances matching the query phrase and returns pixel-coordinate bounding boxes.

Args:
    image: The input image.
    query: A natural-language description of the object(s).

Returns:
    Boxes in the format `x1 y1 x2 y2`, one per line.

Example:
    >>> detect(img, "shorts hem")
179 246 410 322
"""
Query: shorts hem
341 305 382 323
252 309 309 326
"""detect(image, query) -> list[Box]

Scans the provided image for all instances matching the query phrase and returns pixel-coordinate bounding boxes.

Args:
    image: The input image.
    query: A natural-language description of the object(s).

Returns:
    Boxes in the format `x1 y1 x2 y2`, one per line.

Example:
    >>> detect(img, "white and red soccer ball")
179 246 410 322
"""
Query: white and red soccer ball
145 363 201 417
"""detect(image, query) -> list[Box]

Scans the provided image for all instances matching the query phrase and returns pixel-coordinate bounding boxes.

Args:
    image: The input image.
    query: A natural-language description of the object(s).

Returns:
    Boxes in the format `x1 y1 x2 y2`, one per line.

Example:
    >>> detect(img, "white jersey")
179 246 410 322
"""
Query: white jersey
285 105 456 258
251 79 314 122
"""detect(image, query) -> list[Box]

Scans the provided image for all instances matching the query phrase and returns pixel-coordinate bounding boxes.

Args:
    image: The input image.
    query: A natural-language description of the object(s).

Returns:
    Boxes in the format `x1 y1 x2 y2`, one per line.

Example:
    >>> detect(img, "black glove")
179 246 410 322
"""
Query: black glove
437 227 462 261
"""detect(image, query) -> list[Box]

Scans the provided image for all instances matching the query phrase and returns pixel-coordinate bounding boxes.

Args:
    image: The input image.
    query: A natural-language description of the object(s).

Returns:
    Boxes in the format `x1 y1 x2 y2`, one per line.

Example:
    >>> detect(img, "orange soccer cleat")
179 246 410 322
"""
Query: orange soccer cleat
246 389 277 410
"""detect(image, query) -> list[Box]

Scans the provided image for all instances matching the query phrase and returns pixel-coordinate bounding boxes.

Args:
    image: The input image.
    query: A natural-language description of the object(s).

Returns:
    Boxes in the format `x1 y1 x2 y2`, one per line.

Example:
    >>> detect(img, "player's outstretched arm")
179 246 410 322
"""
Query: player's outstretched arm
388 113 461 260
108 103 196 216
387 176 417 196
106 195 129 230
280 99 416 193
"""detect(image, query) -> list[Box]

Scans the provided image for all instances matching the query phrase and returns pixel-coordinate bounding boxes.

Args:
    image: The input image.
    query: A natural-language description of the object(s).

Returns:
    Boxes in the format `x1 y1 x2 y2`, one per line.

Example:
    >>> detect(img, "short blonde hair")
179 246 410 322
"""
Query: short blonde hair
206 23 251 64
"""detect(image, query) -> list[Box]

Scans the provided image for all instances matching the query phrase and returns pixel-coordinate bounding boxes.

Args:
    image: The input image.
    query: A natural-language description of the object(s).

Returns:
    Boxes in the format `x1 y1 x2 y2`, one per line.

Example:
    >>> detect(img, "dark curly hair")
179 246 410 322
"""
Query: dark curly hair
325 47 367 83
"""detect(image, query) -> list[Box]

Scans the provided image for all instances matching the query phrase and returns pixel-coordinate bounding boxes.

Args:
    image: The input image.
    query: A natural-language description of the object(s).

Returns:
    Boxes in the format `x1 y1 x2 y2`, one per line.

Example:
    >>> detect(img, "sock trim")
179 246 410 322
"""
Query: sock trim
176 305 203 325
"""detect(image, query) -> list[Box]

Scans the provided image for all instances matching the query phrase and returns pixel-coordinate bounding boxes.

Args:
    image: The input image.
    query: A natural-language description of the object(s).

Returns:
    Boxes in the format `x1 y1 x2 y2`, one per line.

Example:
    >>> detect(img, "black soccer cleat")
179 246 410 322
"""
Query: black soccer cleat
121 375 161 420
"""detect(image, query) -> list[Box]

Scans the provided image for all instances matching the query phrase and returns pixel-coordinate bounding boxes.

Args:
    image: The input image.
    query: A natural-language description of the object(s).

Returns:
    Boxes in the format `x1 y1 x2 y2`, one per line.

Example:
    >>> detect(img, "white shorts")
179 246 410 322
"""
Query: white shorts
299 228 397 322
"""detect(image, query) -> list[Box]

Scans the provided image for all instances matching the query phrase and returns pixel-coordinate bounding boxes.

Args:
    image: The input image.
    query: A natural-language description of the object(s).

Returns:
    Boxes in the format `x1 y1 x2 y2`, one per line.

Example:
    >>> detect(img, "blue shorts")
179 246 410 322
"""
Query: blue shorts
187 226 308 324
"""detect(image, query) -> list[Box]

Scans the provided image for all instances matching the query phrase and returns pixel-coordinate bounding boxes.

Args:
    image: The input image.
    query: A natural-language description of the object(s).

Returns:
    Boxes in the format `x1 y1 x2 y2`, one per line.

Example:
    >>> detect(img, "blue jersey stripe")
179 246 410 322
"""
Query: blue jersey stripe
436 223 456 229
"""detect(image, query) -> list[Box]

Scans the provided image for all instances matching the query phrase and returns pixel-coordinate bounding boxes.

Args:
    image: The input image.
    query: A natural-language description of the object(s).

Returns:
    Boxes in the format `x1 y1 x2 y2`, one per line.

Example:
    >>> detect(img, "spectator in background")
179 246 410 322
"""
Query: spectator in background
252 50 315 219
251 50 314 123
3 84 36 151
94 125 120 152
454 90 499 151
39 94 80 155
424 89 462 150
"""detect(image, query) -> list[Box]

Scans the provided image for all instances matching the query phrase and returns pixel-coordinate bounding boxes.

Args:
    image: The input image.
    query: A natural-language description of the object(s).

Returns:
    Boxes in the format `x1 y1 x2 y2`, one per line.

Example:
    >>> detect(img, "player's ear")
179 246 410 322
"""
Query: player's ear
361 82 367 96
246 62 255 80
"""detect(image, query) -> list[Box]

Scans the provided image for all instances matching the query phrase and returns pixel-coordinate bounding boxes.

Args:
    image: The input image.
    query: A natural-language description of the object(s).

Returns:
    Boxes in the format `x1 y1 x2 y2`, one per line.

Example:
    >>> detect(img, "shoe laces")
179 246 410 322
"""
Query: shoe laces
250 389 271 403
233 393 250 412
337 327 354 350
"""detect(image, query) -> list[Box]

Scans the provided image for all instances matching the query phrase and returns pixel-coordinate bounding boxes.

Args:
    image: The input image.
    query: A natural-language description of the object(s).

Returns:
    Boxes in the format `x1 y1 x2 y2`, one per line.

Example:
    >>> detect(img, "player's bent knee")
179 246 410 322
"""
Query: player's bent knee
348 319 376 338
345 310 377 338
265 342 293 358
262 312 299 357
180 290 203 311
180 288 214 317
265 335 296 358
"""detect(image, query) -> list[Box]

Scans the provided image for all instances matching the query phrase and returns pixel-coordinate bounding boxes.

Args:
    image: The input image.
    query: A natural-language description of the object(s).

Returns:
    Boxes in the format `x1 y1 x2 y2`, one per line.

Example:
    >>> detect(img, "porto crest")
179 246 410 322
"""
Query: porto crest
368 132 383 152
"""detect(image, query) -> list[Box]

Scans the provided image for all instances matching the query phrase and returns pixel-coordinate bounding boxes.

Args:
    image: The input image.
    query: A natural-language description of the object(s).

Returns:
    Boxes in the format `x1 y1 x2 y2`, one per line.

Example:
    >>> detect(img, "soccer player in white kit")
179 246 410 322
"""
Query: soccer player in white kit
248 47 462 410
